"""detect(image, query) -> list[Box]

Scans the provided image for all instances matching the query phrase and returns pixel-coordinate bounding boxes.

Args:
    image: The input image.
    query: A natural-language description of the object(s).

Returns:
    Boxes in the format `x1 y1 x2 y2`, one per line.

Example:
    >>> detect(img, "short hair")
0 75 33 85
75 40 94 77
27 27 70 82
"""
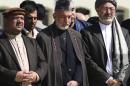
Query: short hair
20 0 37 13
36 3 46 20
55 0 73 11
76 7 90 15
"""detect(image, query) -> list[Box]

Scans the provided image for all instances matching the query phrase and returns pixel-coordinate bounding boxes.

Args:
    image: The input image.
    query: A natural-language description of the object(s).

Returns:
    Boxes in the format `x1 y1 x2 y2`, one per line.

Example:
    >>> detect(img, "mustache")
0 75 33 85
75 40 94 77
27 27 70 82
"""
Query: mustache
104 14 113 18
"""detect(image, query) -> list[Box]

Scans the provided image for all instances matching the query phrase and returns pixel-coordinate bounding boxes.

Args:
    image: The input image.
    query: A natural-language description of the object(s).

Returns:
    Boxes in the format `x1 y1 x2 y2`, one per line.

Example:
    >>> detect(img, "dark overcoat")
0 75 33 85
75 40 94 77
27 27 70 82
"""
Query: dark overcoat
36 23 89 86
81 22 130 86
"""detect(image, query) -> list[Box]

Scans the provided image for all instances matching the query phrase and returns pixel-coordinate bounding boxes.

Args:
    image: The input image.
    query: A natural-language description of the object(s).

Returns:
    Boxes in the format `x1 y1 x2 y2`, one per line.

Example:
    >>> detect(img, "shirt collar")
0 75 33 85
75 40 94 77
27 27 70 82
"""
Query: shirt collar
6 32 22 39
99 22 112 30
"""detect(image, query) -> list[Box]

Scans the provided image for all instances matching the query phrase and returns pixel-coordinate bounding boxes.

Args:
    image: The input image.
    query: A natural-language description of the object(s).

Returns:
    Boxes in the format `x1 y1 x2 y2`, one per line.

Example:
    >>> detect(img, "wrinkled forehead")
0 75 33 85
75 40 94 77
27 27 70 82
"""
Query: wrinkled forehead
54 11 72 17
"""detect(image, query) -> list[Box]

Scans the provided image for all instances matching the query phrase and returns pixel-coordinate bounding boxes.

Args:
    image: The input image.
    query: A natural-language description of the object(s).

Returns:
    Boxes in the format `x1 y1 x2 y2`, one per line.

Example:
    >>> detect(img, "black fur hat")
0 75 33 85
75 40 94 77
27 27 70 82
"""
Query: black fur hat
55 0 73 11
95 0 117 8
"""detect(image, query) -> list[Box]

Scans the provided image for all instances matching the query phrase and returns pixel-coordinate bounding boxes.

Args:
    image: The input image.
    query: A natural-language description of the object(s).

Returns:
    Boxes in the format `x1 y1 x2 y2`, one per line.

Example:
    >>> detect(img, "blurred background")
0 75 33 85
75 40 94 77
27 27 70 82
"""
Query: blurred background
0 0 130 29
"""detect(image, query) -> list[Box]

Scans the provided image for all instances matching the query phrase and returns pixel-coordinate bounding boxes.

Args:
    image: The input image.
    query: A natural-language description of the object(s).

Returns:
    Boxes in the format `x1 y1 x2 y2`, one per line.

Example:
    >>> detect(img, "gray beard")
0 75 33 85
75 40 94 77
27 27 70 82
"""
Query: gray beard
99 17 113 25
58 26 69 30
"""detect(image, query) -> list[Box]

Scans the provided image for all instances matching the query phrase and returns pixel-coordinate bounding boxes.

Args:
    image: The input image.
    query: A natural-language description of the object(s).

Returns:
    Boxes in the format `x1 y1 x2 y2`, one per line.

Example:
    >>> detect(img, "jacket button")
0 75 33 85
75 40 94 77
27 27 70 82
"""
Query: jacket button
68 68 72 72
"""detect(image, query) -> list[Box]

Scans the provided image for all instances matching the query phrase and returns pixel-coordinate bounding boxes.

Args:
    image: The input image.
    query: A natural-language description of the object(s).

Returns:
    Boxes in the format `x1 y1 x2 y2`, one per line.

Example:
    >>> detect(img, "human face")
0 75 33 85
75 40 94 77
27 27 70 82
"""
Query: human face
25 10 37 31
70 1 76 18
5 14 24 34
96 2 116 25
54 11 72 30
69 2 76 27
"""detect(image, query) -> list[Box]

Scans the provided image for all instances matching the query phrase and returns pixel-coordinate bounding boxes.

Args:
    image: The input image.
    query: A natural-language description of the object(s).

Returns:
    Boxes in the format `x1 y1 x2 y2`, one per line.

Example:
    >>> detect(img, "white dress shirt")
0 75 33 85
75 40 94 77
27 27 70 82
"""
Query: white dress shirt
99 22 113 75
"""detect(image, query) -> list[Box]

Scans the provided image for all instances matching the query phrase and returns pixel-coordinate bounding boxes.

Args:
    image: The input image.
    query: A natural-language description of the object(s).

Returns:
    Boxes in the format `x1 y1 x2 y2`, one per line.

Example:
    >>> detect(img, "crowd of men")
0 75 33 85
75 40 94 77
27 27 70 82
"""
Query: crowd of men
0 0 130 86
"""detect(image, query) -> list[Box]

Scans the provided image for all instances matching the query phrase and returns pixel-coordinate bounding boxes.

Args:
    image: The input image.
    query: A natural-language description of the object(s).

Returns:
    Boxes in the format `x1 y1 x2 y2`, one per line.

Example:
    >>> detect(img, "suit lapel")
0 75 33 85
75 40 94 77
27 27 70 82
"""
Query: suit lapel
92 23 108 66
0 35 20 69
68 29 83 62
22 35 33 70
92 23 106 48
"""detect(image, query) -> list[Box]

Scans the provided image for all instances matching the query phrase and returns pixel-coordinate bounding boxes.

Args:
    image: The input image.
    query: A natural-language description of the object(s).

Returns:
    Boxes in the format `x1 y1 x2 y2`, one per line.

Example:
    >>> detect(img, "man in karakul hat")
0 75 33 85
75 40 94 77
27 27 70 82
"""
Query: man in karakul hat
36 0 89 86
0 7 47 86
81 0 130 86
3 8 26 17
95 0 117 8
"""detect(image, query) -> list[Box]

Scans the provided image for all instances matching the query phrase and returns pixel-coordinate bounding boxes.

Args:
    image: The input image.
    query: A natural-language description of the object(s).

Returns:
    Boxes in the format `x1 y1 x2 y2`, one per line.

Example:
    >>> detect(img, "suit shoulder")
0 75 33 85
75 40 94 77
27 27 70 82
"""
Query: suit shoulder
37 25 53 42
70 29 82 38
121 19 130 29
39 24 53 36
121 27 130 35
22 35 34 40
22 35 36 44
86 23 98 31
81 24 96 34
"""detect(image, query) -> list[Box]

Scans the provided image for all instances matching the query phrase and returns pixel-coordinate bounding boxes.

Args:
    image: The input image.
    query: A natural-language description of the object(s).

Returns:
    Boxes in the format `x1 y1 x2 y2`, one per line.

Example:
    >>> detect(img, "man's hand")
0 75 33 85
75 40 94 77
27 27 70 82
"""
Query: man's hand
107 79 121 86
67 80 79 86
15 71 39 83
15 71 29 82
111 80 121 86
24 71 38 83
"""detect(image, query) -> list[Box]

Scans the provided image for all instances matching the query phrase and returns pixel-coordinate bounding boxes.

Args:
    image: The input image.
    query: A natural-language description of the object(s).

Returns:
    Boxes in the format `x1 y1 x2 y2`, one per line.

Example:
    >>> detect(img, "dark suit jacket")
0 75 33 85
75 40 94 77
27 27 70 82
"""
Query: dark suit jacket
121 19 130 29
0 33 47 86
81 22 130 86
36 23 89 86
121 19 130 86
